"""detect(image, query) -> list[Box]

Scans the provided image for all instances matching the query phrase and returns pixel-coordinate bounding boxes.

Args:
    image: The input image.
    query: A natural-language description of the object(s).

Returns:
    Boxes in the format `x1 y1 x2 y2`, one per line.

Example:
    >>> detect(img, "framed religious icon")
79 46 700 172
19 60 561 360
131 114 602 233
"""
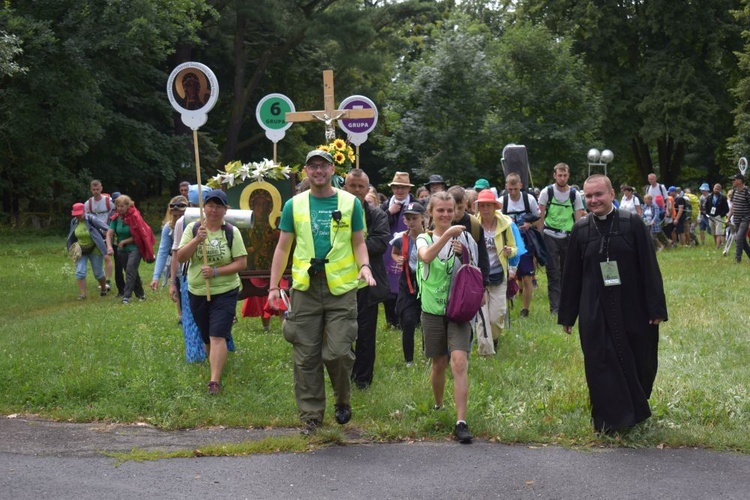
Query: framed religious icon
166 62 219 129
224 175 297 298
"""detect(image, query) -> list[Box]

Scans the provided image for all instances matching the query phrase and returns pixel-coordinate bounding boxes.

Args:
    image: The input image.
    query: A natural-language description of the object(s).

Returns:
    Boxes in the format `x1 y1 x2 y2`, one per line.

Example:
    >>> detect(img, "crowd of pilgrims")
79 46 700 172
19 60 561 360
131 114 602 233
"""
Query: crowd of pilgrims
80 167 750 435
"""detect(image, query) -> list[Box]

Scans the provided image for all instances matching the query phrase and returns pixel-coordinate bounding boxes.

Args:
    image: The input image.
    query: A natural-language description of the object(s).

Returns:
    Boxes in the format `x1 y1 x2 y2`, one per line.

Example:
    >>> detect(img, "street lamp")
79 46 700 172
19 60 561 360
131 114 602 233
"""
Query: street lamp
587 148 614 177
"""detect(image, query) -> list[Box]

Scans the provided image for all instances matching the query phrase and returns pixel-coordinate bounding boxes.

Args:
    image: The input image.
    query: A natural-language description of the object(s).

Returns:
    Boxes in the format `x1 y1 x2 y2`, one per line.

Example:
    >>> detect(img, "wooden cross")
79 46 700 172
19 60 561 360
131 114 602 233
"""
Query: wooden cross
285 70 375 142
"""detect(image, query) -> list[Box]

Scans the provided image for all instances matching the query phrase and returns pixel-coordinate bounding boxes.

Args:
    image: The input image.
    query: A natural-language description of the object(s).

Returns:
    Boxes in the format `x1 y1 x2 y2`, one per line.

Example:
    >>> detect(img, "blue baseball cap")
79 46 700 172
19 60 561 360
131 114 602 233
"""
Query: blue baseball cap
204 189 228 206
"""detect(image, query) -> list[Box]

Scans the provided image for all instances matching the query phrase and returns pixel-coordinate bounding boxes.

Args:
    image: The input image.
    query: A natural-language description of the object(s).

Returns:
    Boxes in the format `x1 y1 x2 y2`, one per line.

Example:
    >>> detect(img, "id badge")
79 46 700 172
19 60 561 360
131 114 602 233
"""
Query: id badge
710 206 716 215
600 260 621 286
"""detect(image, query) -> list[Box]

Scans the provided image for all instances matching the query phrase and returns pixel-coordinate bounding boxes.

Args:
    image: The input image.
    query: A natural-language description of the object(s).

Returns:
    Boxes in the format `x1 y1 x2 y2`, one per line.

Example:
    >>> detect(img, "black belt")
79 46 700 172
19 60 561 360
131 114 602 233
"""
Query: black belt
544 226 570 235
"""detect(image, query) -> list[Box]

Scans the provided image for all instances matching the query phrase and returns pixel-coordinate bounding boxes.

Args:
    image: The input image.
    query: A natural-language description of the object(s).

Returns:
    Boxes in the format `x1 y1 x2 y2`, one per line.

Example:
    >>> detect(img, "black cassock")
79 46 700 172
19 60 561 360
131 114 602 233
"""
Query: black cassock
559 209 668 432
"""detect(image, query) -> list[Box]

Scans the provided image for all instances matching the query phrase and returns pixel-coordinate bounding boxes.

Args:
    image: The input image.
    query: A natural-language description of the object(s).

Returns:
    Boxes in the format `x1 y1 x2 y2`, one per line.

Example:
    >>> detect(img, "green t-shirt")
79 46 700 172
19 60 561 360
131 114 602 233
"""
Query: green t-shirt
179 222 248 296
75 221 100 255
279 192 365 270
416 233 456 316
108 217 138 252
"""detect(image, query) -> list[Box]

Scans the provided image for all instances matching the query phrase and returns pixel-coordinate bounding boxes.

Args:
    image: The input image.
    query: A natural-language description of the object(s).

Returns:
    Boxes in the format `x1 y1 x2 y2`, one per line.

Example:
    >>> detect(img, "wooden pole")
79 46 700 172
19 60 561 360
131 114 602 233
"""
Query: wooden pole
356 145 360 169
193 129 211 301
273 141 277 164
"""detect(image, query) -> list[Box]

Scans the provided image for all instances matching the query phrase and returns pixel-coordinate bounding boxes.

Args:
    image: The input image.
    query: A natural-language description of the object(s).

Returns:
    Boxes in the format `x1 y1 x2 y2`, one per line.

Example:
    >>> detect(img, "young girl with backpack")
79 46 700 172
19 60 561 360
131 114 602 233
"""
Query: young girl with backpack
416 191 477 444
390 202 426 366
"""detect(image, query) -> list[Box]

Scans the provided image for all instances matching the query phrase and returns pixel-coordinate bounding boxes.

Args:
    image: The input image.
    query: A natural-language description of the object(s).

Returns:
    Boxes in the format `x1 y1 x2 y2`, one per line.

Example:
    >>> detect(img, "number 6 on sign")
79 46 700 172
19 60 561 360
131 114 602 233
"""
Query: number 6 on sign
256 93 295 143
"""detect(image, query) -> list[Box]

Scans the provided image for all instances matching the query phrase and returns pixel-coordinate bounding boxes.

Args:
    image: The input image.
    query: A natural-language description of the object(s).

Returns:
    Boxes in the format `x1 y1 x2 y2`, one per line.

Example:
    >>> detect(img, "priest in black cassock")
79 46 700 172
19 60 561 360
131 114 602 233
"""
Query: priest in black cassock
559 174 668 433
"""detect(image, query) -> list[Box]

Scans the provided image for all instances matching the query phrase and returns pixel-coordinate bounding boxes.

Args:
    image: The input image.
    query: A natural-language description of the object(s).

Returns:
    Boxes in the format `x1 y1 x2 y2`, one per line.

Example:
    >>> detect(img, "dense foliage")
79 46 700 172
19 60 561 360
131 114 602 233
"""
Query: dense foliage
2 0 749 219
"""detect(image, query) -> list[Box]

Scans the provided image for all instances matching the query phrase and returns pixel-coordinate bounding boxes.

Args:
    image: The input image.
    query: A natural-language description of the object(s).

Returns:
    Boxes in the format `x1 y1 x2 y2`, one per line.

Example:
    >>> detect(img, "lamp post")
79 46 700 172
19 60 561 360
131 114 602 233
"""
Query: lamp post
587 148 614 177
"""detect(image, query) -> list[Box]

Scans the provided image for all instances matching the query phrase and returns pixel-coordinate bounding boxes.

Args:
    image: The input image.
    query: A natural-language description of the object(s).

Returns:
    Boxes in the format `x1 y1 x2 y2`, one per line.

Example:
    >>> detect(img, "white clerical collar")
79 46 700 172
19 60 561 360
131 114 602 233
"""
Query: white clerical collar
595 206 615 220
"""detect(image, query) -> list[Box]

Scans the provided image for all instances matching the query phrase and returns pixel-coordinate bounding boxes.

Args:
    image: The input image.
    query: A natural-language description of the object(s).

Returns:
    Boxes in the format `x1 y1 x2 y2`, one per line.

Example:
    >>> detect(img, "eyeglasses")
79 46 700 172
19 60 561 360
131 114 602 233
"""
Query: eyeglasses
305 163 331 171
170 203 187 209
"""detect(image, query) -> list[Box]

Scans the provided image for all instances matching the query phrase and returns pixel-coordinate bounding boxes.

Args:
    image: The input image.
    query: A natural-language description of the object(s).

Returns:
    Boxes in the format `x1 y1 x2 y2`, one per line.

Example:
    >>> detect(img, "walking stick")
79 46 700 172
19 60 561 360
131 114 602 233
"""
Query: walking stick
193 129 211 300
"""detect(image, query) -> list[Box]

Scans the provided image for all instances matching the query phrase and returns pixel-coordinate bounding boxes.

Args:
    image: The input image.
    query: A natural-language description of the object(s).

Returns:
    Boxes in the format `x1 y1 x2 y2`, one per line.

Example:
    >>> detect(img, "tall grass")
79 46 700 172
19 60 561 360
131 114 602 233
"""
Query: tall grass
1 233 749 451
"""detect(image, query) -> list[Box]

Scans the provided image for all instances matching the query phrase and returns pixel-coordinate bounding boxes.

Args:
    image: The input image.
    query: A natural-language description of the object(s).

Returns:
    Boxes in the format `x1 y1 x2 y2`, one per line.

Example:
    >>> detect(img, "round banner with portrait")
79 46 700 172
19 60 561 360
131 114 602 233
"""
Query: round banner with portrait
167 62 219 130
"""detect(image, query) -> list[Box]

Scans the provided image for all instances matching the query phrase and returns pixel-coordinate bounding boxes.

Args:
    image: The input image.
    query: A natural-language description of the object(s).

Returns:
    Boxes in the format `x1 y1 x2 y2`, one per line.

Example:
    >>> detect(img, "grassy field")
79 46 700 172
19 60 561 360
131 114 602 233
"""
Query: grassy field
1 230 749 452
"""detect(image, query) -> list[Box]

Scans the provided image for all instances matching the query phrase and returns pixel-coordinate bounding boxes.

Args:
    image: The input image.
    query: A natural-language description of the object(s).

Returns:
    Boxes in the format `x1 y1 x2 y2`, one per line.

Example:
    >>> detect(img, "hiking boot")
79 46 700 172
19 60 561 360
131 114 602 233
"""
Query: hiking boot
122 297 130 305
432 404 444 411
207 381 221 395
301 419 321 436
454 422 473 444
77 295 86 301
520 308 529 317
334 404 352 425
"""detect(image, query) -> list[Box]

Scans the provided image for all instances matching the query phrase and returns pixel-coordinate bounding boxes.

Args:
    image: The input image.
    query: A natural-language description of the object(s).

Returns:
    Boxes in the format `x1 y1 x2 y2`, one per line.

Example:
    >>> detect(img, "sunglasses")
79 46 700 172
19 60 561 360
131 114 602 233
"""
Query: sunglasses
170 203 187 209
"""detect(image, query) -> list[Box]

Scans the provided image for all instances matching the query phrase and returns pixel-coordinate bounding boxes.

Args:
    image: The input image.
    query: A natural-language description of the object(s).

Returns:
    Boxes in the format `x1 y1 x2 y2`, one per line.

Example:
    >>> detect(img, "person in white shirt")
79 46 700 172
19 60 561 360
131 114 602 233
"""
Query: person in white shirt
85 179 116 293
619 185 642 216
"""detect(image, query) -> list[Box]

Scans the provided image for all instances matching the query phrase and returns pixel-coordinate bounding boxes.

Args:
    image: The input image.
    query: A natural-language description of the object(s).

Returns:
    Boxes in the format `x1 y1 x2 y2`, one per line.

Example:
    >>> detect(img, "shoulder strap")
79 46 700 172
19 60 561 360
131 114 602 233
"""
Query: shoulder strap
402 232 415 294
501 194 509 214
104 195 111 211
192 222 234 248
469 216 481 243
522 192 531 214
225 222 234 249
88 198 93 213
546 186 554 207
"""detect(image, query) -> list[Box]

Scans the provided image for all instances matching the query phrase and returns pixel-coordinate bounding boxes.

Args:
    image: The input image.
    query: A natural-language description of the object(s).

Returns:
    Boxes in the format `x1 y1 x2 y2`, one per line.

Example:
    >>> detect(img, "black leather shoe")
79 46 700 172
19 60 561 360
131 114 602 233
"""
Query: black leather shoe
301 419 321 436
334 404 352 425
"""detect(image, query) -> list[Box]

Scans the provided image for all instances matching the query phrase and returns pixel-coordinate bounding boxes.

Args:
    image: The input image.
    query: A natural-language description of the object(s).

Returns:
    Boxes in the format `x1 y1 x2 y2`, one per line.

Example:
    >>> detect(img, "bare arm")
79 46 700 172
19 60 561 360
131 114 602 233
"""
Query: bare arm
267 230 295 309
537 204 547 229
418 225 464 264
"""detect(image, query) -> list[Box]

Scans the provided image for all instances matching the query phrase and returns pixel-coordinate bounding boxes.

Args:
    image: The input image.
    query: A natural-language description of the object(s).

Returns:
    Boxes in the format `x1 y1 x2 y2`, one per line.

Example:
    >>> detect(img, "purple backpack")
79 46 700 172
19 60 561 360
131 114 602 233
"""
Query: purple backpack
446 242 484 323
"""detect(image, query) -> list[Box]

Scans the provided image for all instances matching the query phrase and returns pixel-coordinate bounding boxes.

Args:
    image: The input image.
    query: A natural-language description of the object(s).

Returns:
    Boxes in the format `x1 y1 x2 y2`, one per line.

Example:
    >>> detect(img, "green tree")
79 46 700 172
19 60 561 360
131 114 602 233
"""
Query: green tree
381 15 495 185
195 0 434 169
486 21 601 186
517 0 743 186
729 0 750 164
0 30 26 77
0 0 209 218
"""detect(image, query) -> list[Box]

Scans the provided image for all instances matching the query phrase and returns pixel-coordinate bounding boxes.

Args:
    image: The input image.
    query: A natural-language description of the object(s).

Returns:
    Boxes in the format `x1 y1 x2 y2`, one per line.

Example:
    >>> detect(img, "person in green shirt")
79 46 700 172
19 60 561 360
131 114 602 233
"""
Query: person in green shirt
416 191 476 444
267 149 374 435
177 190 248 395
106 195 145 304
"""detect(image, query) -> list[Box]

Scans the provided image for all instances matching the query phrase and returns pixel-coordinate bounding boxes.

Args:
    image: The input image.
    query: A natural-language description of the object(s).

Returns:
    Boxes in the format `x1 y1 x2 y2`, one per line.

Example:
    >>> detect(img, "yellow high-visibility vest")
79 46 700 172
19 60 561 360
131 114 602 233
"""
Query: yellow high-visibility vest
291 190 359 295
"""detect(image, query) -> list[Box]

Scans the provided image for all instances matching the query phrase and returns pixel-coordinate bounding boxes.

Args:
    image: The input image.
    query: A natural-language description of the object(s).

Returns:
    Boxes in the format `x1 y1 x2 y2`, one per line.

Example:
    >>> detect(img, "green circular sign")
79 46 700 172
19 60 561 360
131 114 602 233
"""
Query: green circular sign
256 93 294 132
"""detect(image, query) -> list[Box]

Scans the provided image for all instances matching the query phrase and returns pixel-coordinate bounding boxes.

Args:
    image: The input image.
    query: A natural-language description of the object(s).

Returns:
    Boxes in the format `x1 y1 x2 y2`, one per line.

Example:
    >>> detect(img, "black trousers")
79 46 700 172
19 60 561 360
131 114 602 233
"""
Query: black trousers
399 300 421 363
351 288 379 387
112 246 126 294
383 294 399 328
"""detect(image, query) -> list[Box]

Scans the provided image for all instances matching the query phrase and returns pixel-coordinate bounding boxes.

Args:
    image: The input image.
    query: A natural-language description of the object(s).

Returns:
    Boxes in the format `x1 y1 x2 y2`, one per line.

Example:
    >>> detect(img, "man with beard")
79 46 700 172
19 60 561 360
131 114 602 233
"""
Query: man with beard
559 174 667 433
538 163 585 315
268 150 375 434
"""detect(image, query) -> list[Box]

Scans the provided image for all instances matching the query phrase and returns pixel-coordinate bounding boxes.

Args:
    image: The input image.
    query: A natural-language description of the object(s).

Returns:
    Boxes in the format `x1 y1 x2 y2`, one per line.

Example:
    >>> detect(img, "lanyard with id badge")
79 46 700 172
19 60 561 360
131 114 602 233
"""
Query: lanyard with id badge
592 214 621 287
